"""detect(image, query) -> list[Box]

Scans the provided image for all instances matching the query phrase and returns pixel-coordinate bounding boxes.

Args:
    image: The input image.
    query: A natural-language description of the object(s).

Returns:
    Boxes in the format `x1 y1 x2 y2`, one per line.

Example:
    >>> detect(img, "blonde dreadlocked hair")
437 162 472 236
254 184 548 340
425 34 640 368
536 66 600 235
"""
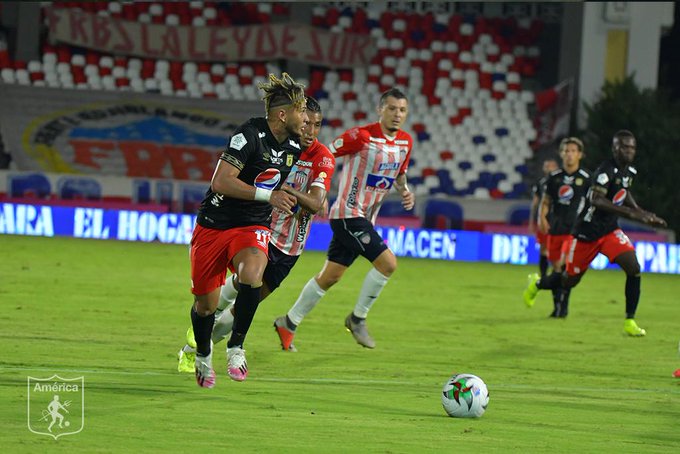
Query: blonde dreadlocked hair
258 73 306 115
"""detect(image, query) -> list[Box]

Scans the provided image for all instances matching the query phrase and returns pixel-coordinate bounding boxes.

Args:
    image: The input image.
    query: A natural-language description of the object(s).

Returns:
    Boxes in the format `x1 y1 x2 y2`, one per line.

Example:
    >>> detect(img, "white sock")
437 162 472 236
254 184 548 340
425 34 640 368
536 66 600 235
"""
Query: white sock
353 268 390 318
212 303 234 344
218 275 238 311
287 277 326 326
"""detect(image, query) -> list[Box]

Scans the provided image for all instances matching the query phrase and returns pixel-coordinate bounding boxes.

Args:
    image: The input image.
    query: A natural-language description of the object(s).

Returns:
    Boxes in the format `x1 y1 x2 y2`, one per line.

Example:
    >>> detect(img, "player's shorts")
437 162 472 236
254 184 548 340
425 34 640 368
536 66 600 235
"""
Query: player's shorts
565 228 635 276
536 230 547 247
546 234 573 264
263 243 300 292
190 224 270 295
327 217 389 267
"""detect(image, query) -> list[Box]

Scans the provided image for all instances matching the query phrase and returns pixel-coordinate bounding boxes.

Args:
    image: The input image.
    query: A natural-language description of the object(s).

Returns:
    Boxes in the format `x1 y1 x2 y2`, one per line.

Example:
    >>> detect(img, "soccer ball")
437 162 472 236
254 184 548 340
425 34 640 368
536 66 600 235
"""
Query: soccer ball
442 373 489 418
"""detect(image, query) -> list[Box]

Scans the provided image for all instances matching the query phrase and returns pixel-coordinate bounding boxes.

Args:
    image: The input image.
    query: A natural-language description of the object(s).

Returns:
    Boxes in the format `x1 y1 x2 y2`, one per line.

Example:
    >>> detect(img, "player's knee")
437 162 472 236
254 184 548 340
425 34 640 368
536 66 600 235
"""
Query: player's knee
378 258 397 276
318 273 341 289
625 263 641 277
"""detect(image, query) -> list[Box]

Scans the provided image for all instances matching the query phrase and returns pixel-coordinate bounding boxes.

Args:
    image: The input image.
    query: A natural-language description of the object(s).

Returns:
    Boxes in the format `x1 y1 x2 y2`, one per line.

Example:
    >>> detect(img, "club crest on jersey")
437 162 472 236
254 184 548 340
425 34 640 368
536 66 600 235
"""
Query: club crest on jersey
287 154 294 166
558 185 574 203
366 174 395 192
612 188 627 206
294 170 307 187
254 169 281 190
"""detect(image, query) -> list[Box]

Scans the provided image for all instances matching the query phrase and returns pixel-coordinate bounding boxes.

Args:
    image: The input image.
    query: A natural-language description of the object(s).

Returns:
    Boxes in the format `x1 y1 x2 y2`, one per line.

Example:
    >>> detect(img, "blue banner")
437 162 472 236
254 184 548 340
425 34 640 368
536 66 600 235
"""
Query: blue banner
2 202 679 274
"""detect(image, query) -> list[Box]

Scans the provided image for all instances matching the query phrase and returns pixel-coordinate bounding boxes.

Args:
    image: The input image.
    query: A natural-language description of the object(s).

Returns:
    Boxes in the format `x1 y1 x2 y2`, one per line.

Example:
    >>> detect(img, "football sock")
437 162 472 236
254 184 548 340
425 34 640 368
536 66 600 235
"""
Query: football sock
558 288 571 316
539 255 549 278
284 315 297 331
354 268 390 318
212 305 235 344
287 277 326 326
190 305 215 357
218 275 239 311
625 275 641 319
227 284 261 349
538 271 561 290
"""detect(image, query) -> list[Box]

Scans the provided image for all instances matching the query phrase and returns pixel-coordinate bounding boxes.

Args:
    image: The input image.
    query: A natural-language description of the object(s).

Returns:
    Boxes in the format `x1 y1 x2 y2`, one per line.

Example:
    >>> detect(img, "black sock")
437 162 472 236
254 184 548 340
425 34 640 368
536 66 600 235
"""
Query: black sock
190 306 215 357
227 284 261 349
539 255 549 278
285 314 297 331
350 313 364 324
625 275 641 319
538 271 561 290
558 288 571 317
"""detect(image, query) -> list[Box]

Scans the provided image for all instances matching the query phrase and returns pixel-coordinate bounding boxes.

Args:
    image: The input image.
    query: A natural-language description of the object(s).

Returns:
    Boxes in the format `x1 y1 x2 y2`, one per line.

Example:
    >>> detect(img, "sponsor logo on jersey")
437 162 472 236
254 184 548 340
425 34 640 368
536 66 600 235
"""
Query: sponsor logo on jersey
596 172 609 186
295 160 313 167
230 133 247 150
270 148 284 165
258 132 266 138
612 188 627 206
320 156 334 168
395 139 409 145
378 162 401 171
369 136 386 143
347 177 359 207
332 139 343 151
558 184 574 203
366 173 395 191
254 169 281 190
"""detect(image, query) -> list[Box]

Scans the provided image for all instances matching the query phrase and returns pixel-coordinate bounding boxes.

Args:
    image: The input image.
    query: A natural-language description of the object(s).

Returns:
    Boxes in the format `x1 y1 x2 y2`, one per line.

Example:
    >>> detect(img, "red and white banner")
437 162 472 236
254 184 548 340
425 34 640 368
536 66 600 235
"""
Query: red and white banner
44 7 377 68
532 79 574 148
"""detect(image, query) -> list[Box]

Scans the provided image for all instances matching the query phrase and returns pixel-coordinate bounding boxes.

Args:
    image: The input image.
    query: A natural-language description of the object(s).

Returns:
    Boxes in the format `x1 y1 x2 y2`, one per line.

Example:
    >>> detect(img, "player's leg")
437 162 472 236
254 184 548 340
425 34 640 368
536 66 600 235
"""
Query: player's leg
188 225 230 388
281 259 349 346
602 230 645 336
225 241 269 381
343 219 392 348
527 235 562 308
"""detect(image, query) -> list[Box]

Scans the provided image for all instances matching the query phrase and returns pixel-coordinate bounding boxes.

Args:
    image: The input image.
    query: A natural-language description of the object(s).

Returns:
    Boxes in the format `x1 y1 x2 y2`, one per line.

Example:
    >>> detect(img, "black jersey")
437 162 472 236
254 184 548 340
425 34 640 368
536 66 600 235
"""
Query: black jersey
531 175 549 221
196 117 302 230
543 167 591 235
573 158 637 241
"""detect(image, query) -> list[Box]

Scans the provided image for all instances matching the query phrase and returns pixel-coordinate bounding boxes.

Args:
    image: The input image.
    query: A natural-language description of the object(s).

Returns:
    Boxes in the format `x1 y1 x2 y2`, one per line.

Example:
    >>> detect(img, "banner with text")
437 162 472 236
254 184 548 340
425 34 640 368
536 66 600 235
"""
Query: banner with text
0 85 262 178
44 7 376 67
2 202 678 274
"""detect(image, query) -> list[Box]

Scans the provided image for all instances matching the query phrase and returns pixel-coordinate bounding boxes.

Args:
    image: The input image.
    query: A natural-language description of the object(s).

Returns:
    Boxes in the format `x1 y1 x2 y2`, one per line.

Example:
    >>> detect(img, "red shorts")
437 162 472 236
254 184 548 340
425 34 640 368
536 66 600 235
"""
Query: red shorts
565 229 635 276
536 230 547 247
190 224 270 295
546 234 572 264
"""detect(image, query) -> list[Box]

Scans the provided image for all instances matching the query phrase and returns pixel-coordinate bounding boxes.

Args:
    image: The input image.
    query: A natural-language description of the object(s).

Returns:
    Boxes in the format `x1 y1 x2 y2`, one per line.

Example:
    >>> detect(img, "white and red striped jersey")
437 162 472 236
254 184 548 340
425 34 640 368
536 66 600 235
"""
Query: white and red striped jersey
328 122 412 223
269 140 335 256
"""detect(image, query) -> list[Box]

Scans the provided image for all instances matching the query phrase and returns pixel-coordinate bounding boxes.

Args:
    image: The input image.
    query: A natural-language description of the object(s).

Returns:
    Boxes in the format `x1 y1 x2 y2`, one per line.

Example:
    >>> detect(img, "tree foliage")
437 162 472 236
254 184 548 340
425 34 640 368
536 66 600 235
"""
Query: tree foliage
580 75 680 239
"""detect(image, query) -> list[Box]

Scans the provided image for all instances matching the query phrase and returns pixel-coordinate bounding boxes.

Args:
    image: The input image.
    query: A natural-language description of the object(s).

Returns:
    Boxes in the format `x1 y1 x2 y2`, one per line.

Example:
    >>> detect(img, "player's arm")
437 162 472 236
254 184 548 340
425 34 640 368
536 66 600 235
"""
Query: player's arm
538 193 551 234
528 193 539 233
211 160 296 215
282 185 326 214
590 189 665 227
623 191 668 227
394 173 415 210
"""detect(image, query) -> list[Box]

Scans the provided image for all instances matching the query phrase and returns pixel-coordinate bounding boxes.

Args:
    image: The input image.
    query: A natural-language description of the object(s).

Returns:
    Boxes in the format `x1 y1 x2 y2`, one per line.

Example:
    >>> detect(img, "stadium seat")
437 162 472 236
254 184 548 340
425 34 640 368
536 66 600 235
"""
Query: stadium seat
423 199 464 230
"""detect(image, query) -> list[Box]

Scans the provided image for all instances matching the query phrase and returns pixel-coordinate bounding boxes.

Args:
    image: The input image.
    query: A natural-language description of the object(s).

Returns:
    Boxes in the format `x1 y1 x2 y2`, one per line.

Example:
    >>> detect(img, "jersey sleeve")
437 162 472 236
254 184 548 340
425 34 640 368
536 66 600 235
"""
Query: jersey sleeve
398 139 413 175
219 126 257 171
329 126 368 157
310 146 336 192
591 164 613 195
544 175 556 200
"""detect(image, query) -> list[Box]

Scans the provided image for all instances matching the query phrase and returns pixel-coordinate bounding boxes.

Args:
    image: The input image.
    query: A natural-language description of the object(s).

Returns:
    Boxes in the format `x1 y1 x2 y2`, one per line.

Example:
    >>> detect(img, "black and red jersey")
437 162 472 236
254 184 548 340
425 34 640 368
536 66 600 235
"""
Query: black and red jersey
197 117 302 230
573 158 637 241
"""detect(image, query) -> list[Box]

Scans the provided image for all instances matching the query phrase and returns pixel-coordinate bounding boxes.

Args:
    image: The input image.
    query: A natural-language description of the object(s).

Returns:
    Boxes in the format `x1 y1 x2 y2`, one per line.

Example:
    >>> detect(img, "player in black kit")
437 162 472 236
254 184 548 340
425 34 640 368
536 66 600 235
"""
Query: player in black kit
530 130 666 336
189 73 307 387
524 137 590 317
529 158 559 279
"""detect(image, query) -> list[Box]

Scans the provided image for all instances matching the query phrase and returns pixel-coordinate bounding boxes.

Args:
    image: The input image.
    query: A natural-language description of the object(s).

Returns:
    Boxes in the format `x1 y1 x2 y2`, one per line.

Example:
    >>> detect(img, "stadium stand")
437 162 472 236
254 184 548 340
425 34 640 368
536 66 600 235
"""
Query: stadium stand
0 1 546 229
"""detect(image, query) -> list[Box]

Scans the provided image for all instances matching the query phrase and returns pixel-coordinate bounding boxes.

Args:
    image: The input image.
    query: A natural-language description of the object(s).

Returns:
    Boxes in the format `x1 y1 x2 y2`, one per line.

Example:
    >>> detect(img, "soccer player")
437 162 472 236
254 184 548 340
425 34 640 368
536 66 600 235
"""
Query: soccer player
177 97 335 372
523 137 590 317
532 130 666 336
188 73 307 387
529 158 560 279
273 87 415 350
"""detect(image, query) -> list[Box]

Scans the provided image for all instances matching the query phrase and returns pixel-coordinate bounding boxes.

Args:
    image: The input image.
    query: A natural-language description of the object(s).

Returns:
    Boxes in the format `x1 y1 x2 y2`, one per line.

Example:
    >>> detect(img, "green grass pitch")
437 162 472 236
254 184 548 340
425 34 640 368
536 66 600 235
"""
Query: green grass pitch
0 235 678 452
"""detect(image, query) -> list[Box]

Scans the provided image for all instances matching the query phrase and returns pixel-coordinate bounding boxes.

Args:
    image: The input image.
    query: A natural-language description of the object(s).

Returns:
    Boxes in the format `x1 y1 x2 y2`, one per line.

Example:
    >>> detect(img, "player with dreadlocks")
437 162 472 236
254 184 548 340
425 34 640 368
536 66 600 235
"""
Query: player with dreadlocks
187 73 308 387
